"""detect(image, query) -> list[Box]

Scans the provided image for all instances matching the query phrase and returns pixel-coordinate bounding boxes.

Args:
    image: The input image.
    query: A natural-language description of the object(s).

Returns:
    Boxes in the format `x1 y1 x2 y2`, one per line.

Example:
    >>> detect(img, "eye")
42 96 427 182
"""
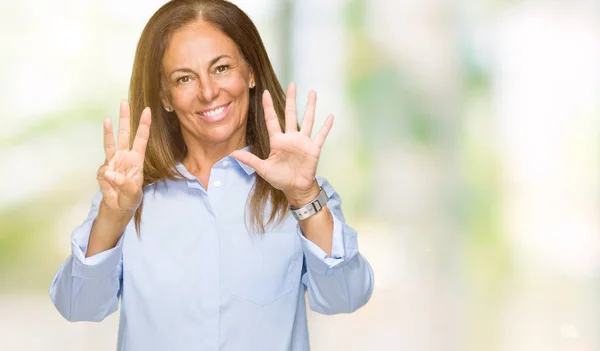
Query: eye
176 76 192 84
215 65 230 74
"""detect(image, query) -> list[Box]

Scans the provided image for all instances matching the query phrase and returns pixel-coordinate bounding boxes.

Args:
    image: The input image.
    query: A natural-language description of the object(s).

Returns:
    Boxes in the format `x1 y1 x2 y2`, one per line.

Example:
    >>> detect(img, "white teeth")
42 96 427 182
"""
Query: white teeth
201 106 225 117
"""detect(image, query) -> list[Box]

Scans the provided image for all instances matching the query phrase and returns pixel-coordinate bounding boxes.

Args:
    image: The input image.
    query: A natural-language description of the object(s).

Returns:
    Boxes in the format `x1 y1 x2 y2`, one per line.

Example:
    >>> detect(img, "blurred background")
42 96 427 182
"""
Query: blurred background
1 0 599 350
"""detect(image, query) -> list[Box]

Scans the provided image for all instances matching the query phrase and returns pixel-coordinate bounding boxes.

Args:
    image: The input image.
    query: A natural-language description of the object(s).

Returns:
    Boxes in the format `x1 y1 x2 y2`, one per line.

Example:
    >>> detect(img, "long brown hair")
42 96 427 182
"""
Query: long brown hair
129 0 288 234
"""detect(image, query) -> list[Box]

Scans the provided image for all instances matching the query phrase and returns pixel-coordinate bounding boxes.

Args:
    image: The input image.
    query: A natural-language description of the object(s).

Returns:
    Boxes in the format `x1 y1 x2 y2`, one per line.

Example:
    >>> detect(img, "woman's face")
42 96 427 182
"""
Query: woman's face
161 20 253 149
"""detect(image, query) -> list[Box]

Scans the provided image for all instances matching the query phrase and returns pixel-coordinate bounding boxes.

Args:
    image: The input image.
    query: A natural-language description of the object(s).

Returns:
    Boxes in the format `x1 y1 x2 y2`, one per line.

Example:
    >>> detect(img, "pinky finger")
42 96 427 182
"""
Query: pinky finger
314 114 334 149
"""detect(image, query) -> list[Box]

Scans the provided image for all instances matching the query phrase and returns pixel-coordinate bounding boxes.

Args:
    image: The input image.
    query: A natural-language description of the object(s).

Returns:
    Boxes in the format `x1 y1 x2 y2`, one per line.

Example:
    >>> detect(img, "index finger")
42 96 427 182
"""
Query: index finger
118 100 131 150
132 107 152 156
262 90 283 139
103 117 116 161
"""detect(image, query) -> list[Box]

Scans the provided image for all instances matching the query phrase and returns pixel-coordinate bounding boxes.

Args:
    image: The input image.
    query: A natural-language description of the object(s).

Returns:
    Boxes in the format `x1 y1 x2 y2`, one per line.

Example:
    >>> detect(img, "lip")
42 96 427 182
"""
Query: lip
196 102 231 122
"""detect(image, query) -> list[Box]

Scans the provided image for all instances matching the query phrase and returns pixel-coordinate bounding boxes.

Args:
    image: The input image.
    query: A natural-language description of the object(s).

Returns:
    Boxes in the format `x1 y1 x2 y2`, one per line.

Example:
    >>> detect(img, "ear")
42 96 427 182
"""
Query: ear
159 90 173 111
248 69 256 89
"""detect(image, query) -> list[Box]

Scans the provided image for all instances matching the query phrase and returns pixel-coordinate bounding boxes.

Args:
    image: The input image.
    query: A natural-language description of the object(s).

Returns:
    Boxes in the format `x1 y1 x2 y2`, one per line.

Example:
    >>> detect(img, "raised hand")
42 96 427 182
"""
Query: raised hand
96 101 151 213
231 82 334 205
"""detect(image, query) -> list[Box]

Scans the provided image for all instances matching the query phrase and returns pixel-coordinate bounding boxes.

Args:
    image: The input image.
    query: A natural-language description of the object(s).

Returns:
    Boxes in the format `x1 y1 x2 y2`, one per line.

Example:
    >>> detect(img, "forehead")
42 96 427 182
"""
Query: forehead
163 20 241 68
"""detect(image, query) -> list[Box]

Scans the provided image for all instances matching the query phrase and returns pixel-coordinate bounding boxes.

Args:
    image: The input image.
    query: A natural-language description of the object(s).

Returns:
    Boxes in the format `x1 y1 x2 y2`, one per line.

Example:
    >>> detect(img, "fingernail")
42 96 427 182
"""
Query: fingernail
105 170 115 180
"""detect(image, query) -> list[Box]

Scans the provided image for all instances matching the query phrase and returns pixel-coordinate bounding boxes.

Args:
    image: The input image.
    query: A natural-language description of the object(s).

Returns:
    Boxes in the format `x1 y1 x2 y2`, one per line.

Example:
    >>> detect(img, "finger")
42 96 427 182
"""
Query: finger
284 82 297 133
300 90 317 137
103 170 140 204
262 90 282 139
314 114 334 148
103 117 116 161
103 169 135 195
97 164 112 183
117 172 142 199
97 166 115 195
97 164 111 179
230 150 265 177
132 107 152 155
104 170 126 187
98 177 114 196
118 100 131 150
102 158 141 187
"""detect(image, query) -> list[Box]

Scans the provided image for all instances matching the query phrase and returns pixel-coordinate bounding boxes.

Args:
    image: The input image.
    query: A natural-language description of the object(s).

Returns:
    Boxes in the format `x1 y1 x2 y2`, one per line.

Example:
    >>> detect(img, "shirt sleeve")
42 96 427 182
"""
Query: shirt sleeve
297 176 375 315
49 191 125 322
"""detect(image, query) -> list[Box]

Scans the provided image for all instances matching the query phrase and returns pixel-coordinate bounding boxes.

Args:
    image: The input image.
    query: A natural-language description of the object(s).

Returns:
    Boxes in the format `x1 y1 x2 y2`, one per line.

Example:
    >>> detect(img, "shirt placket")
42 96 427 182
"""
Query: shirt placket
200 162 228 351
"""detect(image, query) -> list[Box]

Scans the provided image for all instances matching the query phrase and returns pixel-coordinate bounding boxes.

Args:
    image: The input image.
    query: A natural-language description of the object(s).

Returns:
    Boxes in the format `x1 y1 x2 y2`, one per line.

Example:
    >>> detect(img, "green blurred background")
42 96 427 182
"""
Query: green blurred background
1 0 599 350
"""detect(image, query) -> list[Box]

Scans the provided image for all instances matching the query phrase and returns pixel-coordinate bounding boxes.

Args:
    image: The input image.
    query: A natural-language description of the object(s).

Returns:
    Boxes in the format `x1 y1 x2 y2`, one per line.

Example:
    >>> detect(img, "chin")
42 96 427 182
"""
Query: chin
202 124 245 145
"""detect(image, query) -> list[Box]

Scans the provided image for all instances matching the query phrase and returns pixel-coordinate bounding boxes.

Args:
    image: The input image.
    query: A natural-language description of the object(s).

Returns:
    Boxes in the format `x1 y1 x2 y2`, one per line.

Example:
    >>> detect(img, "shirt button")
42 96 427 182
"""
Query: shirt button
222 160 230 167
213 180 222 188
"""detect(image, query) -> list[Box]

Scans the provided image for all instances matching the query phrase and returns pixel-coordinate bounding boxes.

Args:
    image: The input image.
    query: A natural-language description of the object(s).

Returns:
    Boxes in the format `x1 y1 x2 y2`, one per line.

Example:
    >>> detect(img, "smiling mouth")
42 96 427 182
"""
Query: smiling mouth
199 103 230 116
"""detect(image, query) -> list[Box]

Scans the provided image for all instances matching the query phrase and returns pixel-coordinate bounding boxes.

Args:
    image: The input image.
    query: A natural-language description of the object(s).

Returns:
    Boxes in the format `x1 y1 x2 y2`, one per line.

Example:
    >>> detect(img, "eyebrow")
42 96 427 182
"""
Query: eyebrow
169 55 232 78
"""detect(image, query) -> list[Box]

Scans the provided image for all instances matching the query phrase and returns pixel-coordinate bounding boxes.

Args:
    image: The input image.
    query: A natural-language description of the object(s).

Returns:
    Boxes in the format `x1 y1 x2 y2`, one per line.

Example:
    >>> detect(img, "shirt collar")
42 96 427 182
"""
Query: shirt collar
174 146 256 177
174 162 195 180
234 146 256 175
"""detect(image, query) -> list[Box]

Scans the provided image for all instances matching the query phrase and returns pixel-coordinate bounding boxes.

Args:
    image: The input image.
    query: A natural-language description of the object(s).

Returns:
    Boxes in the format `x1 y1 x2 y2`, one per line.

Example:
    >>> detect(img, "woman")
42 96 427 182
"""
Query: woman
49 0 374 350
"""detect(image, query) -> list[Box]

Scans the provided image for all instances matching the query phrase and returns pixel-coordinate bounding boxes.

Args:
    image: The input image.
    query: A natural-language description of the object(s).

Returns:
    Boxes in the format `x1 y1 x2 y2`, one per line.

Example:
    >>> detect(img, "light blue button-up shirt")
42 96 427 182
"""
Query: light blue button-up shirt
50 154 374 351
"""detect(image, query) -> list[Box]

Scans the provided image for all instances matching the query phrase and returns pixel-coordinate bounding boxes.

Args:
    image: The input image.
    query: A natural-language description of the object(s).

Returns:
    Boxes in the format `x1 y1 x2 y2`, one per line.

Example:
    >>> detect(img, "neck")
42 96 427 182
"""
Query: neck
181 134 247 175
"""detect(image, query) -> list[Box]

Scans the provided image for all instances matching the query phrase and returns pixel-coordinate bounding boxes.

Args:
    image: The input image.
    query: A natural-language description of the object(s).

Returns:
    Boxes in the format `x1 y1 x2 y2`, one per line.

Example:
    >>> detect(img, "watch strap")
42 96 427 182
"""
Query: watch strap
290 187 329 221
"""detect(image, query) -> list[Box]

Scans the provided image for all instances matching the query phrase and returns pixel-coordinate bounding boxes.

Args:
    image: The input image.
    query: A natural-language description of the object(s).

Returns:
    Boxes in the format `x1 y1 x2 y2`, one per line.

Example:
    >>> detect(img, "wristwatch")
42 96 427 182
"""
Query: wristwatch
290 187 329 221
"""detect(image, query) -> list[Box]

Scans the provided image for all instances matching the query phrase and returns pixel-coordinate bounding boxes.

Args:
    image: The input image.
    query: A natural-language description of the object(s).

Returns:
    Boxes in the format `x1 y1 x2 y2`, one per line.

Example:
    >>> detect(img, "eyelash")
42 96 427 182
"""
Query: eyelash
175 65 231 84
215 65 230 74
176 76 192 84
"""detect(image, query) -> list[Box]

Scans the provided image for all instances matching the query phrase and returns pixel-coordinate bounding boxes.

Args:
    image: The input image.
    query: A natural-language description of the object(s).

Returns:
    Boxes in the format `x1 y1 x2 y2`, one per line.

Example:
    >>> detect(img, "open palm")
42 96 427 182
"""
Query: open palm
97 101 151 212
232 83 333 195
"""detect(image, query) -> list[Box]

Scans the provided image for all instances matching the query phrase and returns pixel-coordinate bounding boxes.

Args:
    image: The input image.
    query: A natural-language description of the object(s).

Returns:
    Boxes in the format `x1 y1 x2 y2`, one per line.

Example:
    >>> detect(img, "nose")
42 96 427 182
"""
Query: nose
197 76 219 102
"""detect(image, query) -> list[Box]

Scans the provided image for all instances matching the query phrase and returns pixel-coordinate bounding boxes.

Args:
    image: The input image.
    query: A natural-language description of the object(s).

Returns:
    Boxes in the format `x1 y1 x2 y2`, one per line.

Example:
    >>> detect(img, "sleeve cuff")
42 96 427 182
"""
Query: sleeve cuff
70 219 125 280
297 212 349 275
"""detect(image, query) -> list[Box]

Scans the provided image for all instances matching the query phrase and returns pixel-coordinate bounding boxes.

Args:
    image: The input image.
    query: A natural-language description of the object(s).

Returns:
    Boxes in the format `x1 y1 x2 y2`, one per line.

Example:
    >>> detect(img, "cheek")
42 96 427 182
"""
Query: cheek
231 86 250 120
217 72 249 97
170 86 198 108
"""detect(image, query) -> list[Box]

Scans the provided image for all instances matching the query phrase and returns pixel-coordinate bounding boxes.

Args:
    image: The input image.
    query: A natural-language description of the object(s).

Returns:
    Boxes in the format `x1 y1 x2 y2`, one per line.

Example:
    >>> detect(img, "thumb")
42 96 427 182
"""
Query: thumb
104 170 141 197
104 170 126 187
230 150 264 176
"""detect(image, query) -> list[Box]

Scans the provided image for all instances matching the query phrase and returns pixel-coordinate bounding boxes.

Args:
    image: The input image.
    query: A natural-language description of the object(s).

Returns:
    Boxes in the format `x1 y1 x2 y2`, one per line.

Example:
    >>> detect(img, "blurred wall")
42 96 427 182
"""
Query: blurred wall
1 0 599 350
